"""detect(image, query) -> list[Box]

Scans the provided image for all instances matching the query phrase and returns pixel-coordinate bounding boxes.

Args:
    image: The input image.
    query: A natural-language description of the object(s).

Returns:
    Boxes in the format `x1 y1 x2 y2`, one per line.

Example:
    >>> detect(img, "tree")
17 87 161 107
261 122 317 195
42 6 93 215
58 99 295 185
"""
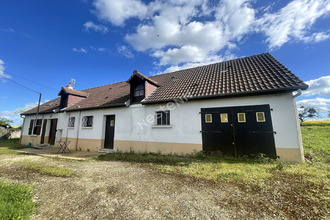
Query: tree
298 106 319 122
0 117 13 127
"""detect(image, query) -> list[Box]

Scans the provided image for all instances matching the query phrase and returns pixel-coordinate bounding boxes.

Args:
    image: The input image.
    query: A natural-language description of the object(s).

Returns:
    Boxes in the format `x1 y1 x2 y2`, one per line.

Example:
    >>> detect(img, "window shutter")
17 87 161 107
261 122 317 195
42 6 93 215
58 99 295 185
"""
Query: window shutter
28 120 34 135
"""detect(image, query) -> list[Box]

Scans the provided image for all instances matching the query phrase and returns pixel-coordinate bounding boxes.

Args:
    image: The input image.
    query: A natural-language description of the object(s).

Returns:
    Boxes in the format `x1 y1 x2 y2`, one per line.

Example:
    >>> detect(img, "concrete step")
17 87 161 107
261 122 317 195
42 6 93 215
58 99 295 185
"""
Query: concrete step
98 148 117 154
31 144 51 149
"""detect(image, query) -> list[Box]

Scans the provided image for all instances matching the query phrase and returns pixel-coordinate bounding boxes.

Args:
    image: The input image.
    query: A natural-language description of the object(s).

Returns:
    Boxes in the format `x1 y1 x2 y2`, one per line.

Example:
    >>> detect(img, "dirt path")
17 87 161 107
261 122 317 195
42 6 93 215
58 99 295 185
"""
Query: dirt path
0 154 279 219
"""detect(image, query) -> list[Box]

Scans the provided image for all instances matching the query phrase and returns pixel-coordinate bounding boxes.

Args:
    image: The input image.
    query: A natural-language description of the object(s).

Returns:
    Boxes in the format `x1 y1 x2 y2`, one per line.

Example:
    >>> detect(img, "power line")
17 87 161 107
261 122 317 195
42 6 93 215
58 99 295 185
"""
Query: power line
2 70 58 91
1 75 41 94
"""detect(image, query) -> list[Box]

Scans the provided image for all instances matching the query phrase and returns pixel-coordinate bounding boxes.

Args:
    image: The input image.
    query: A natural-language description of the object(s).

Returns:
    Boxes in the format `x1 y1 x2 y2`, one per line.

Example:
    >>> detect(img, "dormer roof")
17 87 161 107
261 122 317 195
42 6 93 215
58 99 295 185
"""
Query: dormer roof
127 70 159 87
58 87 88 97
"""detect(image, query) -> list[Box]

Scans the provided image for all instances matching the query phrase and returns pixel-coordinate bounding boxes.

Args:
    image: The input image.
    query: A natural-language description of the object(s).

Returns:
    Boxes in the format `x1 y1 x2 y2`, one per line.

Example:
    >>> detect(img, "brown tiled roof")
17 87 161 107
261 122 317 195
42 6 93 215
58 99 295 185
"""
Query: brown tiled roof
144 53 308 103
22 98 61 115
58 87 88 97
21 53 308 115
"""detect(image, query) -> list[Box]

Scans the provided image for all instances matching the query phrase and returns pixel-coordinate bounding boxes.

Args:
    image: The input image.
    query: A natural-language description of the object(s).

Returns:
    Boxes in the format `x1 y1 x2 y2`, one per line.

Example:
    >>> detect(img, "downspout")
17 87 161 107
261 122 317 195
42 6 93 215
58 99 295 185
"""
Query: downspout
293 89 305 162
75 111 81 151
293 89 302 98
19 115 25 144
65 112 69 142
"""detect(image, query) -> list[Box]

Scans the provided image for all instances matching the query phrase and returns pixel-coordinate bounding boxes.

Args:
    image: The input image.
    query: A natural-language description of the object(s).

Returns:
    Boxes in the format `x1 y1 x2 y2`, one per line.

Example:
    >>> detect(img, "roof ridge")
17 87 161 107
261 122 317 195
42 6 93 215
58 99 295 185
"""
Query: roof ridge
150 53 271 78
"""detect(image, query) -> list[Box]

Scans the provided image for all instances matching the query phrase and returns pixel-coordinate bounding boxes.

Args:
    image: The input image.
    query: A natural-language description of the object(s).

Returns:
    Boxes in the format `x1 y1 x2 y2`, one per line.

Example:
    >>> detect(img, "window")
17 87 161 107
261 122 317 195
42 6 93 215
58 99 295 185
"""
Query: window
156 111 170 125
237 113 246 123
256 112 266 122
220 113 228 123
28 119 42 135
82 116 93 127
205 114 212 123
134 83 144 97
68 117 75 127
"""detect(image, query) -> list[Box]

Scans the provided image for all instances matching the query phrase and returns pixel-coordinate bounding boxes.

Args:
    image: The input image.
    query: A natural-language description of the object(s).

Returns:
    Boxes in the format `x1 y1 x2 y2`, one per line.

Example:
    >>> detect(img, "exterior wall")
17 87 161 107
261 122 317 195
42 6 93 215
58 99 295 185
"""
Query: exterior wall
145 81 157 97
21 114 62 147
20 92 304 162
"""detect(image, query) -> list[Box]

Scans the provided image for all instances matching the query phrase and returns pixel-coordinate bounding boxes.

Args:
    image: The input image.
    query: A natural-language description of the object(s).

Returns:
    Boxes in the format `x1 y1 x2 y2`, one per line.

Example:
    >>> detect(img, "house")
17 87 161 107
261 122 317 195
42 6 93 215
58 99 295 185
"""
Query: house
20 53 308 162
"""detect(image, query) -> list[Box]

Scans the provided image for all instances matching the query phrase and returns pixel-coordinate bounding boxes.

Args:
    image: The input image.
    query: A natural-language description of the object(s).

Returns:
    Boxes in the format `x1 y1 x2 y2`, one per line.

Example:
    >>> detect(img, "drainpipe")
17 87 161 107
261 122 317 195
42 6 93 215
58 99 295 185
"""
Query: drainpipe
65 112 69 142
19 115 25 144
75 111 81 151
293 89 302 98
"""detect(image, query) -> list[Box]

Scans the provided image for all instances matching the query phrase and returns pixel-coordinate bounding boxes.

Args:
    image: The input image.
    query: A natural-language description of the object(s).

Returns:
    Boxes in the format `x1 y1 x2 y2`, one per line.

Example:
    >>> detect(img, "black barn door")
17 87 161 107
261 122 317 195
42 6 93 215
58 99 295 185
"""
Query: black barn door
233 105 276 157
201 105 276 158
201 107 234 155
104 115 115 149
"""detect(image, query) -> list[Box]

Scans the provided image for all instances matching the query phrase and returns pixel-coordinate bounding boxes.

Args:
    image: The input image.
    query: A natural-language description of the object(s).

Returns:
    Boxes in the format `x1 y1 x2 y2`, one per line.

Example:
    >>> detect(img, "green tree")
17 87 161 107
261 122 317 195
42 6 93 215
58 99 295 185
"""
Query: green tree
298 106 319 122
0 117 13 127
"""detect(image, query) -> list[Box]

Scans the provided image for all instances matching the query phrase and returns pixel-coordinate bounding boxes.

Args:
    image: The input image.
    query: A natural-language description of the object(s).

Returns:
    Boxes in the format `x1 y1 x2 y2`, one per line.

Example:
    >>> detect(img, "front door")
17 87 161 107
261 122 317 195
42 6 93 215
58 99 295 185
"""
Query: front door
201 104 276 158
104 115 115 149
48 119 58 145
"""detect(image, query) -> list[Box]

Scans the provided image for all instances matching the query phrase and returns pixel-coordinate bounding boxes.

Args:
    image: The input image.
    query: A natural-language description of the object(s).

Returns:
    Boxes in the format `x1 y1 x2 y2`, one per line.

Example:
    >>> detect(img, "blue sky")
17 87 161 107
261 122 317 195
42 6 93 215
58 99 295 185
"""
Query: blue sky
1 0 330 126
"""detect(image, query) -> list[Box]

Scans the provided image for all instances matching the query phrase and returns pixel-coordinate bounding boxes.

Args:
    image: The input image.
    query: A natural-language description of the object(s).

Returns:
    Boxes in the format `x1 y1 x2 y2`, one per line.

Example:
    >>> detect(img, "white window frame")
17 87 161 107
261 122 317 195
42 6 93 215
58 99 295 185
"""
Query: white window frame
256 112 266 122
68 117 75 128
237 113 246 123
82 116 93 128
205 114 212 123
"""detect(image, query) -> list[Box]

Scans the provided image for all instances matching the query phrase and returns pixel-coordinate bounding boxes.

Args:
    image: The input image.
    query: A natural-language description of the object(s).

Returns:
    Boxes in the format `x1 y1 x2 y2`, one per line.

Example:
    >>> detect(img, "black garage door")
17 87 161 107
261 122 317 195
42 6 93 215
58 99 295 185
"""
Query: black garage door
201 104 276 157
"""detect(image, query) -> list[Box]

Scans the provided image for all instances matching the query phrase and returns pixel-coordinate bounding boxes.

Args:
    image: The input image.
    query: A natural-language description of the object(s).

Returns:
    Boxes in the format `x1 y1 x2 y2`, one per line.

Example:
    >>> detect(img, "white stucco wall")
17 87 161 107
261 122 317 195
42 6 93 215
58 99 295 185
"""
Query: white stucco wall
21 92 303 160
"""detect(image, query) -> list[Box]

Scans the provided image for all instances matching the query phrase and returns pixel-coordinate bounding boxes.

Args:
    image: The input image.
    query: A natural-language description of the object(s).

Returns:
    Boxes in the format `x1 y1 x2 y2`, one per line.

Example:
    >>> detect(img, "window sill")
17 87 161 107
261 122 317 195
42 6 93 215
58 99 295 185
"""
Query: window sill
68 127 75 129
29 135 39 137
82 127 93 129
152 125 172 129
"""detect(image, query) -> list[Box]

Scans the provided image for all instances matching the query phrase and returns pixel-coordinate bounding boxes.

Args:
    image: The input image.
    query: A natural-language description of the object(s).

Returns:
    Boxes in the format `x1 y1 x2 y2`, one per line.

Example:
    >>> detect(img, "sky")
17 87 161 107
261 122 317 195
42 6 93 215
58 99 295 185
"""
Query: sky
0 0 330 126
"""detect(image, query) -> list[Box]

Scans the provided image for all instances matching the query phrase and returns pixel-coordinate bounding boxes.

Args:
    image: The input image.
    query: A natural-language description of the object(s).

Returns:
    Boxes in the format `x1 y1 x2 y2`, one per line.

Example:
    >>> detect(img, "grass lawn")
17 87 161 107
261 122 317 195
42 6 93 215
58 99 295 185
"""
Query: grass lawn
301 126 330 162
0 138 28 155
0 181 36 220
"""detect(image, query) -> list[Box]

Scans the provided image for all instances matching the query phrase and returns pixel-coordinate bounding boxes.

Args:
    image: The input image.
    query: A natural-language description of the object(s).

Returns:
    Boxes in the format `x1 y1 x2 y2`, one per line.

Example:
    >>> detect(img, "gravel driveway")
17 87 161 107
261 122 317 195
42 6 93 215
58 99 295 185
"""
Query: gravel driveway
0 154 276 220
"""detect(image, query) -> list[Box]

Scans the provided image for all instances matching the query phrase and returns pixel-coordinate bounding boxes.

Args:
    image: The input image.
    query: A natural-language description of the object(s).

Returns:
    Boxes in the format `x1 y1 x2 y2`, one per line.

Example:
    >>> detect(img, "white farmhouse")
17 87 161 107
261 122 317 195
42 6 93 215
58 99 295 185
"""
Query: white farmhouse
20 53 308 162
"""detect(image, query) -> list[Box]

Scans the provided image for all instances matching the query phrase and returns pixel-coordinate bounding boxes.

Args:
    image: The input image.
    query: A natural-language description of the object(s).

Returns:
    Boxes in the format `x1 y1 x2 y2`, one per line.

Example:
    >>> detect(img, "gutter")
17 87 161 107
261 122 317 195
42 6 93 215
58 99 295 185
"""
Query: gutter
142 86 308 105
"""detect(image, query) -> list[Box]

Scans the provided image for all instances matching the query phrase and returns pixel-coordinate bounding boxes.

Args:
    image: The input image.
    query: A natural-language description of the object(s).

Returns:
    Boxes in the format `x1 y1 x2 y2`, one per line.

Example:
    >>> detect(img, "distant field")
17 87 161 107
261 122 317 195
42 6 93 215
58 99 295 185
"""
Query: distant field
301 120 330 126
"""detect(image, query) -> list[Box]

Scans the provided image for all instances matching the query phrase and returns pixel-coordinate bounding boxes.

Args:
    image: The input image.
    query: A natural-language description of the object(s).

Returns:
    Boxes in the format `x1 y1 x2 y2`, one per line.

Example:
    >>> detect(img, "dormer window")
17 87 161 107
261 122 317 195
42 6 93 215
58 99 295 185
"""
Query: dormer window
127 70 159 104
134 83 145 97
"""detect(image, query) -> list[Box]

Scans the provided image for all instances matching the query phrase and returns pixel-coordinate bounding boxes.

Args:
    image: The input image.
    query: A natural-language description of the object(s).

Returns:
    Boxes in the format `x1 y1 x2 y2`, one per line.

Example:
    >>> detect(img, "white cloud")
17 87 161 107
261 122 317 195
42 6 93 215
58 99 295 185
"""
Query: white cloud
89 46 110 52
73 48 87 53
302 32 330 43
93 0 149 26
297 97 330 111
92 0 330 69
303 75 330 96
83 21 108 33
0 59 11 81
256 0 330 49
3 28 15 33
117 45 134 58
0 103 39 126
124 0 254 67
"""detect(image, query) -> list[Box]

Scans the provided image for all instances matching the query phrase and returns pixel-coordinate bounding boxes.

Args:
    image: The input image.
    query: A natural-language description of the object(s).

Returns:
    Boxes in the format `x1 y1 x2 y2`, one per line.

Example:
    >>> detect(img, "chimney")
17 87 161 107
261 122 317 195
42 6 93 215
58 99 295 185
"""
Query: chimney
67 83 73 89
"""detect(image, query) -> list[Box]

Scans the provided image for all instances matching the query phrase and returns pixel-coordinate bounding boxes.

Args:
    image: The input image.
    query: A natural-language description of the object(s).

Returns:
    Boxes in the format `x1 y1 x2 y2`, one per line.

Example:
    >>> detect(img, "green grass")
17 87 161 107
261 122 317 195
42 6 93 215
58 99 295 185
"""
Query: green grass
301 126 330 162
0 181 36 220
0 138 27 155
17 160 75 177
